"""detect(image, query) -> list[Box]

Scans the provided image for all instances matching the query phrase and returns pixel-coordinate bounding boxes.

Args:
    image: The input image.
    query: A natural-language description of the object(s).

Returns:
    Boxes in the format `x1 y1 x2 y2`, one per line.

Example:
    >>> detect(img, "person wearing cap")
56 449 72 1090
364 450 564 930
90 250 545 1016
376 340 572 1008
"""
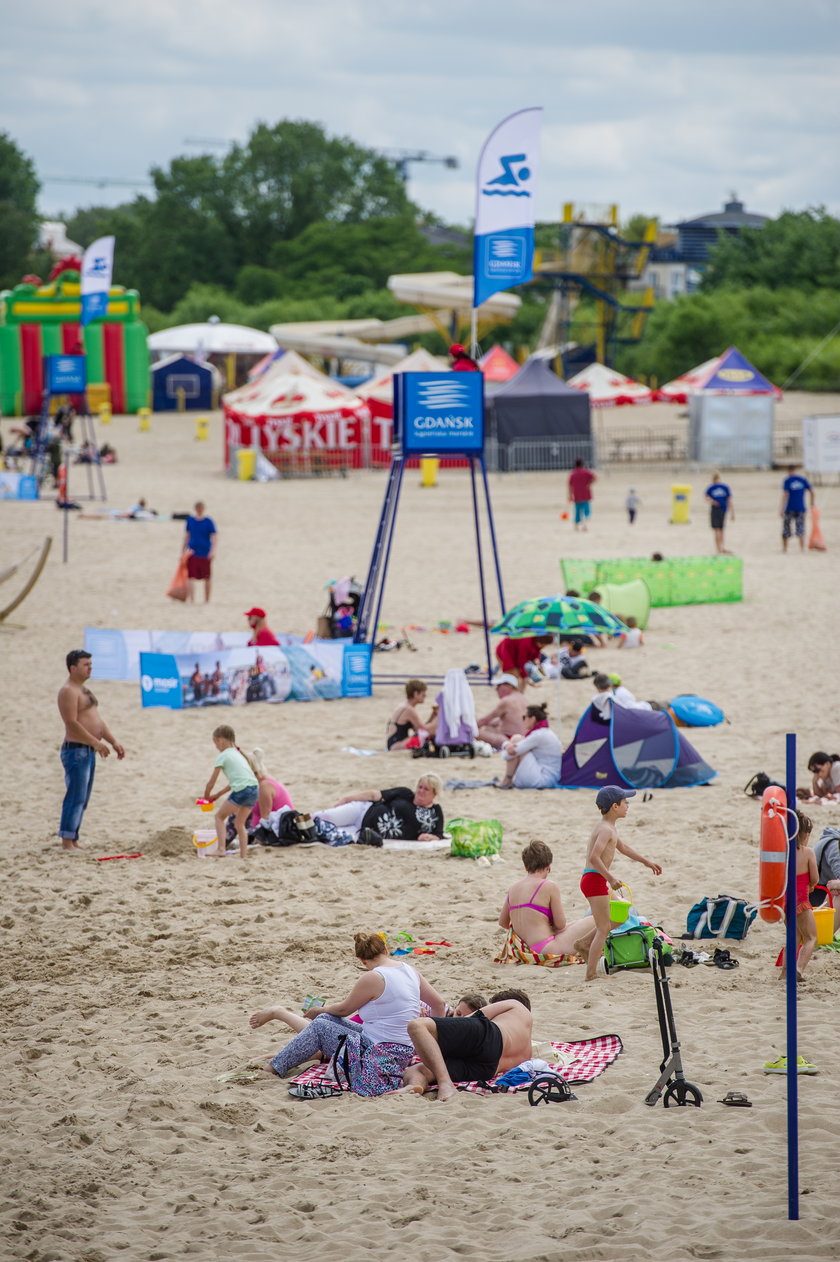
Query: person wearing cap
579 786 662 982
476 675 528 750
449 344 479 372
495 635 554 691
245 608 280 647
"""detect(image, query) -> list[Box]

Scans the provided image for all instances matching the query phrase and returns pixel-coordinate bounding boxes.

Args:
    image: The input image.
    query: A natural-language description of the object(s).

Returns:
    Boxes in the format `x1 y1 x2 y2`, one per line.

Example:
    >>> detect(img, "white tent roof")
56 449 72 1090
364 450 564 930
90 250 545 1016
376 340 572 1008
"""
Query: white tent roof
356 348 449 405
147 322 277 355
566 362 654 407
387 272 520 319
657 357 720 402
223 349 365 421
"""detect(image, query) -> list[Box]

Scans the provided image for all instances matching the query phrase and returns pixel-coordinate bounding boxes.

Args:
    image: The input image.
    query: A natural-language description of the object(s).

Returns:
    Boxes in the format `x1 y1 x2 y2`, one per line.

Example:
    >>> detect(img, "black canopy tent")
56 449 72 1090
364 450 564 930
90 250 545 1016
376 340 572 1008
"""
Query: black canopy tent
485 357 593 468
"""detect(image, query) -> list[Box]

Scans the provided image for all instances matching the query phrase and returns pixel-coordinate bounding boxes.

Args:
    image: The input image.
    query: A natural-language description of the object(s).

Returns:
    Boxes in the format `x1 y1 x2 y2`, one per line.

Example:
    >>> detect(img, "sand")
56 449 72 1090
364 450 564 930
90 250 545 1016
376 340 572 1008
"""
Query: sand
2 396 840 1262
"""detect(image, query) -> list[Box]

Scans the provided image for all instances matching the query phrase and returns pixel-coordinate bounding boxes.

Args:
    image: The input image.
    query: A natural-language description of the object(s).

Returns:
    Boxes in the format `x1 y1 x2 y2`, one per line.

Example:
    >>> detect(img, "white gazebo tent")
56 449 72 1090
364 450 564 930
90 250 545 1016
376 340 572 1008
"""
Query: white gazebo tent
566 362 654 406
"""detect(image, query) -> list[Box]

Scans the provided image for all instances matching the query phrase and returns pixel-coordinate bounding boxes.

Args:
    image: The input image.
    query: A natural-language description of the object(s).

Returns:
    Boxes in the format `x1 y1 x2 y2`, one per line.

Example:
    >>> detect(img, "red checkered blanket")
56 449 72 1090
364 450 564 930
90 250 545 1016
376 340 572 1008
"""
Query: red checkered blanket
289 1034 623 1096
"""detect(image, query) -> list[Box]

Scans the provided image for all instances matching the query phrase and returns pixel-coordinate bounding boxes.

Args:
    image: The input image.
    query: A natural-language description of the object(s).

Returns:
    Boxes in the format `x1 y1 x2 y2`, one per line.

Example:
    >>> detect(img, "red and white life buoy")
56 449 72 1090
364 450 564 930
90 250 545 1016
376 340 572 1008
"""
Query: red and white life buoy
759 785 788 923
57 463 67 503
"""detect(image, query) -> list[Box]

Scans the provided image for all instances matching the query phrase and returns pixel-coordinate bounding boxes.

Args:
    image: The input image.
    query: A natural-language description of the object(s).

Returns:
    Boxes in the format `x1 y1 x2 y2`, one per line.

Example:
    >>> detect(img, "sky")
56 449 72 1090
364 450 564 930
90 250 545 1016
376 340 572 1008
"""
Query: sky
2 0 839 231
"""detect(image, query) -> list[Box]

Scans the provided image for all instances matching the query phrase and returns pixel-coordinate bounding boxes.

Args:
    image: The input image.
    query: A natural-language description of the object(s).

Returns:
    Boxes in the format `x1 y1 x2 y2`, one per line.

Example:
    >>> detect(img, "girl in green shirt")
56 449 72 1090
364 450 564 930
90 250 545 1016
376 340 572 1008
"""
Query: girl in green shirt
203 725 259 859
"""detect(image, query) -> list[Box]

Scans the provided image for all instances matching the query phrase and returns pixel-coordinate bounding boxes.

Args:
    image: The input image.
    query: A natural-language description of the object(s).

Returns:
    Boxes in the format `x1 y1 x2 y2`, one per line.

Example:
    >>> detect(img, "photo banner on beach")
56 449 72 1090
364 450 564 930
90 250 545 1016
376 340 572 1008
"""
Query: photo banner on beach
138 642 372 710
87 627 293 682
473 107 542 308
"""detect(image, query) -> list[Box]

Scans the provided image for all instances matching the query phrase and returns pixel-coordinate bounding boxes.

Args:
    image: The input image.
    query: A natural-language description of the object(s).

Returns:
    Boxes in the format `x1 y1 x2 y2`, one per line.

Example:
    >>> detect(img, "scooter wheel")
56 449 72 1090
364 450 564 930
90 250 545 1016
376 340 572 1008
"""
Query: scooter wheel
663 1081 703 1108
527 1075 572 1106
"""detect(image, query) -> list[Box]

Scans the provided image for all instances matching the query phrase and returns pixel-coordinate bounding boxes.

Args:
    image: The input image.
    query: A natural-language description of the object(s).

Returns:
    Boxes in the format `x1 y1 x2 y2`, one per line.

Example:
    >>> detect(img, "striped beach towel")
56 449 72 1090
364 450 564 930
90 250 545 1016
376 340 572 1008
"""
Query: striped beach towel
289 1034 623 1096
494 926 583 968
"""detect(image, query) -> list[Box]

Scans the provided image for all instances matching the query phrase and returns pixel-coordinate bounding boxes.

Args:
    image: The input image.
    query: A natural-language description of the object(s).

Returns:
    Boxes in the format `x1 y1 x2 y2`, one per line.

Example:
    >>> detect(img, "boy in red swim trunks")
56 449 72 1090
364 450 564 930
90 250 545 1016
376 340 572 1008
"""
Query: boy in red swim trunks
580 786 662 981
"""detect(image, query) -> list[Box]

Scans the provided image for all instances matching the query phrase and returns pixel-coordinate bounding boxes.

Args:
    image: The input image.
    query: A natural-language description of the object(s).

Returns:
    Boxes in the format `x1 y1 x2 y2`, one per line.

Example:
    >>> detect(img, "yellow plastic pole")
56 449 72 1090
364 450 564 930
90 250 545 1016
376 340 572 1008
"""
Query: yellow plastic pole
138 407 151 433
195 415 209 441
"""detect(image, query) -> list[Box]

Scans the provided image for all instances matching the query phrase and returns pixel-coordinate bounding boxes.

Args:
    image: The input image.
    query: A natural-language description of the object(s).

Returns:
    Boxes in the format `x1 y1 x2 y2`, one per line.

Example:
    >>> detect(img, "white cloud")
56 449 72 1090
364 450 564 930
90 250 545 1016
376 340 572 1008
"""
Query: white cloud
1 0 837 226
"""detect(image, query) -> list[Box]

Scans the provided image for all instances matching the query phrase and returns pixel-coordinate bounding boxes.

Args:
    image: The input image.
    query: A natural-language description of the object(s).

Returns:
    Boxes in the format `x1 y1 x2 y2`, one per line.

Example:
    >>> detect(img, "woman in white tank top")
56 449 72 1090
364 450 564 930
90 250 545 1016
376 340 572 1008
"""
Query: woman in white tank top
250 932 448 1096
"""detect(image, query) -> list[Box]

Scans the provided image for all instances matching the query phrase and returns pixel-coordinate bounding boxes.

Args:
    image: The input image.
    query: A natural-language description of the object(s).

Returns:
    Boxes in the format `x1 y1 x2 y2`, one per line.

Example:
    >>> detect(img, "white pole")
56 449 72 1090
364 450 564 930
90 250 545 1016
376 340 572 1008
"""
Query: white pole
470 307 478 360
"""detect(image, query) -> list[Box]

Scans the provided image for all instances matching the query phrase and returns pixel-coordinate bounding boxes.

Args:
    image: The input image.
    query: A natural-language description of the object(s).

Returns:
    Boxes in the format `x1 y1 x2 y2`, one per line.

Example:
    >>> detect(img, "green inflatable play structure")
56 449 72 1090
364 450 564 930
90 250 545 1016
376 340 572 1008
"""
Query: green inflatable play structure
0 259 149 416
592 579 651 629
561 556 742 607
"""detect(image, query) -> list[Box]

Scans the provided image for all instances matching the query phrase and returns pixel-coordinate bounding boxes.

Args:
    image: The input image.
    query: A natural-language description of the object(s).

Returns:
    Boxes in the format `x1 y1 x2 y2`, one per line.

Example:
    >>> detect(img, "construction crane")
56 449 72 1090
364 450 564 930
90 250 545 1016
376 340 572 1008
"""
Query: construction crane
381 149 459 182
43 176 152 189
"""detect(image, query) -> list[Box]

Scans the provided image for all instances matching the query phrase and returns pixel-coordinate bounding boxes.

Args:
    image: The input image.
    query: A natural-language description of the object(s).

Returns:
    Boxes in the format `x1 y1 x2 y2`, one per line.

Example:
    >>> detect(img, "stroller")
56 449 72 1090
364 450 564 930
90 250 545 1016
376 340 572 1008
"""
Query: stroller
319 576 362 639
413 669 478 760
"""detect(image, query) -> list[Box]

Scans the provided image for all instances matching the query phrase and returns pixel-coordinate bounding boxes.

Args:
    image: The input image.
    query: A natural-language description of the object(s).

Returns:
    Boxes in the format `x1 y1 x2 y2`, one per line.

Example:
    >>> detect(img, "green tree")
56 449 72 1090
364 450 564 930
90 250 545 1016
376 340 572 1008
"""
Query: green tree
702 209 840 291
0 132 40 288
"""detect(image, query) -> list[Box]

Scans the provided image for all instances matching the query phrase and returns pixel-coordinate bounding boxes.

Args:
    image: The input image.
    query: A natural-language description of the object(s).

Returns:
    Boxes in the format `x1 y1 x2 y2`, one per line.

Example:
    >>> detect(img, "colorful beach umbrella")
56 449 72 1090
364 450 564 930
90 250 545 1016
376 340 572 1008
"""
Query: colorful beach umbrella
491 595 627 639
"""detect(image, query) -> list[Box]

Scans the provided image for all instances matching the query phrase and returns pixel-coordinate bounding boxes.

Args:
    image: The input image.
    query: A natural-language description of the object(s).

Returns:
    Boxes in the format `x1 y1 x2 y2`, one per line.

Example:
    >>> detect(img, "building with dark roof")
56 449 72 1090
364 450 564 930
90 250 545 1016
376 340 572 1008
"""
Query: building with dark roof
673 195 769 264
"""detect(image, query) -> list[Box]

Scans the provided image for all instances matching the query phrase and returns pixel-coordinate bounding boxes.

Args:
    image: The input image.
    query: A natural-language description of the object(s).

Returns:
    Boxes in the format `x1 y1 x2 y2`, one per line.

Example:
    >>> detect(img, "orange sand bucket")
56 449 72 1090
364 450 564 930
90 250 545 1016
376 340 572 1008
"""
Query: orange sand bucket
609 884 633 924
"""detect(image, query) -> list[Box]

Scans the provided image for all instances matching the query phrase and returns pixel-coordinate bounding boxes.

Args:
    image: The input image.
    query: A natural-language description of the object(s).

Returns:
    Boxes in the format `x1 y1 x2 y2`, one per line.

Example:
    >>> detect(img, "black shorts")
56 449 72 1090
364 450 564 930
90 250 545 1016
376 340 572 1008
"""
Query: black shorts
710 505 726 530
432 1011 503 1082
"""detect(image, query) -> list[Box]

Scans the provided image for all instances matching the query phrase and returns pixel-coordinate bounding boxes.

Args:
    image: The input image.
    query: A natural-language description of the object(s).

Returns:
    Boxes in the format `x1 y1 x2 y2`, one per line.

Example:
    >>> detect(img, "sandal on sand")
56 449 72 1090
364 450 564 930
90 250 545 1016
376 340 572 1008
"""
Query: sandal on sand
288 1081 344 1099
718 1091 752 1107
711 948 739 970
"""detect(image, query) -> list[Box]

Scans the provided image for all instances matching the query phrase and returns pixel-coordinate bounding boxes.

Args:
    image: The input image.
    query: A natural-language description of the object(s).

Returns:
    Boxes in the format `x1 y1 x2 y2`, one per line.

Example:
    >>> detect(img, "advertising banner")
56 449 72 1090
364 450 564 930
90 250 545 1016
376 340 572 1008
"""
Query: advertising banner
80 235 115 326
473 108 542 308
139 642 371 710
802 414 840 474
395 372 485 455
44 354 87 394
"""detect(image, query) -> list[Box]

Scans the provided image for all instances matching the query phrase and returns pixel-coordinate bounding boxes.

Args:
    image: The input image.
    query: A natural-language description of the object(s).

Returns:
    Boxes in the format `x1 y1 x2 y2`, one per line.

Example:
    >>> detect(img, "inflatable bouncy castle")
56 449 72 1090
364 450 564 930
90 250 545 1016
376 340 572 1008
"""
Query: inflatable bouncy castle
0 259 149 415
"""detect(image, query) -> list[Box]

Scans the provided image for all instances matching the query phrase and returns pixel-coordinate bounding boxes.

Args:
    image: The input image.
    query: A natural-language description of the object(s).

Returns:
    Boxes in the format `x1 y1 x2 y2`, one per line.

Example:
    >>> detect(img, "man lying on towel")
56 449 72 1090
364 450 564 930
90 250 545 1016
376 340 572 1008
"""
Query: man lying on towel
403 990 532 1102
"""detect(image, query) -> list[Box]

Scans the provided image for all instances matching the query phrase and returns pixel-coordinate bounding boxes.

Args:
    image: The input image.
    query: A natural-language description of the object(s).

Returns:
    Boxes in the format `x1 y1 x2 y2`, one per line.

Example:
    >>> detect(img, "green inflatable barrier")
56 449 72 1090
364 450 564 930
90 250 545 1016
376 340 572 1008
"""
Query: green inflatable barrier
561 557 742 606
595 579 651 629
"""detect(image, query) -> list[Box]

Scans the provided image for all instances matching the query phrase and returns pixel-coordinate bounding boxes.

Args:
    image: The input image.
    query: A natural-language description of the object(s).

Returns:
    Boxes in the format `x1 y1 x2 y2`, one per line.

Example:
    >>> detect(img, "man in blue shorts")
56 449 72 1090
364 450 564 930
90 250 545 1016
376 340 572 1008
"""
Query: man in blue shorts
568 458 596 532
780 466 814 552
704 472 734 554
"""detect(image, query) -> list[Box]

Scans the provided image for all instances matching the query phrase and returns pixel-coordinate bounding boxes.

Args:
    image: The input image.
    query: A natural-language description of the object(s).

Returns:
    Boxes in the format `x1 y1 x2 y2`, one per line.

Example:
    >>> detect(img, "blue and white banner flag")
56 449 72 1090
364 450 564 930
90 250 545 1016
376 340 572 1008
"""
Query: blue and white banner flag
473 108 542 309
80 235 115 326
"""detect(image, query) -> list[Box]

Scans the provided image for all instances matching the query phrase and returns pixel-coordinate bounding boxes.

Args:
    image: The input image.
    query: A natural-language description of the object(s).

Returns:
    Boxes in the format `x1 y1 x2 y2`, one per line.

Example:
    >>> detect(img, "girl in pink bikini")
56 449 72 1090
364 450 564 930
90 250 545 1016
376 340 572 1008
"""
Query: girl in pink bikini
499 840 595 956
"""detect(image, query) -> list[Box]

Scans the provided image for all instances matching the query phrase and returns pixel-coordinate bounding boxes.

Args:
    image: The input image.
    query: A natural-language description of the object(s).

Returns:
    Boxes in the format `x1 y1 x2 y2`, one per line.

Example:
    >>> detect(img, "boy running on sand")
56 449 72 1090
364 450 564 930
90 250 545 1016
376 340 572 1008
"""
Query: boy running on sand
579 786 662 981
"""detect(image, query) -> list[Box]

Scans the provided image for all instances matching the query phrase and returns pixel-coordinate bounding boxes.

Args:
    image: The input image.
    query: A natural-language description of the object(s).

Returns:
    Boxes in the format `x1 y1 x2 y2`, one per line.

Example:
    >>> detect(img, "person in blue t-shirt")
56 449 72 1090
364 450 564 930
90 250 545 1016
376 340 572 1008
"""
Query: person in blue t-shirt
780 466 814 552
183 500 217 602
704 473 735 554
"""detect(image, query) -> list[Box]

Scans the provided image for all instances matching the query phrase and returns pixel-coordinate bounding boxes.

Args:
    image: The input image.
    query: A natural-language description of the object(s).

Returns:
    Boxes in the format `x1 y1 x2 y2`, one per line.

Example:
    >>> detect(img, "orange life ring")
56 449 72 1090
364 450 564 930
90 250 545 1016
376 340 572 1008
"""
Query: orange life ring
759 785 788 923
57 463 67 502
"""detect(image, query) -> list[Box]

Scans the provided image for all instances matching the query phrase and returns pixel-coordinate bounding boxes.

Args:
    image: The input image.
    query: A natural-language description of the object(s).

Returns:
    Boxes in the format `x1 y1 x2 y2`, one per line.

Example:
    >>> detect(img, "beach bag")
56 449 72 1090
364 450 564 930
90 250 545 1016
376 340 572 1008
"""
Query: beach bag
604 925 671 973
448 817 503 858
166 555 189 602
684 894 757 941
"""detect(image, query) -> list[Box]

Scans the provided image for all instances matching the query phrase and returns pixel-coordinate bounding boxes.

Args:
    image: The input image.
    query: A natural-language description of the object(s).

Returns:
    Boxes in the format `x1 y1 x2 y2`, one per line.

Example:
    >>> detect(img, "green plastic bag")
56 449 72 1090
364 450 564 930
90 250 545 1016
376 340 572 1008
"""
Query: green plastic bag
448 817 503 858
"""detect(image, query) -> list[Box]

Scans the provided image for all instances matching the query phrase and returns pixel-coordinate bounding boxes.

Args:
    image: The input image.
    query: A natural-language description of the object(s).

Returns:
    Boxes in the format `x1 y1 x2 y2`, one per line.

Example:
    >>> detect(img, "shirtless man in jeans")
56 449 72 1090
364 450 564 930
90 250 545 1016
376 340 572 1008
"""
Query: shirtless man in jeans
403 990 533 1102
57 649 125 850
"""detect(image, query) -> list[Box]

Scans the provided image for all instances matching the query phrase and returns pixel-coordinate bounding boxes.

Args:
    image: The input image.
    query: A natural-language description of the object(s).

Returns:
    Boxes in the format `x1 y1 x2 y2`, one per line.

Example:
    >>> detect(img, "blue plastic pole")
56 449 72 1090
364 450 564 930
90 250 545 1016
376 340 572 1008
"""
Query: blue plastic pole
785 731 799 1221
469 457 494 682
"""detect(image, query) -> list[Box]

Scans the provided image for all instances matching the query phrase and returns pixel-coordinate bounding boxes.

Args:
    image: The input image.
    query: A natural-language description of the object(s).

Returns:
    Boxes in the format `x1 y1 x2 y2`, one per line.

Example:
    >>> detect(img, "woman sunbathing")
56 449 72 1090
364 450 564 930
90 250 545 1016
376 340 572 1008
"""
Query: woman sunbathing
249 932 447 1097
499 840 595 956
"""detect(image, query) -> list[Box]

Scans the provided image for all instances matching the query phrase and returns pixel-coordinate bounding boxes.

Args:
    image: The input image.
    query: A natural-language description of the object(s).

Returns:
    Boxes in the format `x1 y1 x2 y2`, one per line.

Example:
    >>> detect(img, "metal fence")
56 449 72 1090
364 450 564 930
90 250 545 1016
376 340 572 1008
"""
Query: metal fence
228 424 804 479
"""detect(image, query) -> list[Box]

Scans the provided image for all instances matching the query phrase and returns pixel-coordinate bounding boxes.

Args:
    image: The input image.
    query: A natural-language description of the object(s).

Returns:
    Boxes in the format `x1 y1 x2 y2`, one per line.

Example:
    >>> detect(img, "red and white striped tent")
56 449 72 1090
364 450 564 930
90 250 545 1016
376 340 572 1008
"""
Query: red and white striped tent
567 362 654 407
222 350 375 469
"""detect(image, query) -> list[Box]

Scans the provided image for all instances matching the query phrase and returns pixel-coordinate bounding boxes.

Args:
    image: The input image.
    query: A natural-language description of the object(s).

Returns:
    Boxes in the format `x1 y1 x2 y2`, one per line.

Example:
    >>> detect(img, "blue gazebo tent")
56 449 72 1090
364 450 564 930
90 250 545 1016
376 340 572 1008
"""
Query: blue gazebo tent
151 354 220 411
688 347 779 467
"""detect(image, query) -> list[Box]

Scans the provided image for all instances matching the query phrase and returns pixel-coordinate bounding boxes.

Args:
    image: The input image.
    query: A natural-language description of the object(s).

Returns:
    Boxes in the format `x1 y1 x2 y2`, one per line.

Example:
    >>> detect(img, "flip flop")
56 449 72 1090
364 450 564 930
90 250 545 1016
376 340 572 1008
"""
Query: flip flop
712 948 739 970
288 1081 344 1099
718 1091 752 1107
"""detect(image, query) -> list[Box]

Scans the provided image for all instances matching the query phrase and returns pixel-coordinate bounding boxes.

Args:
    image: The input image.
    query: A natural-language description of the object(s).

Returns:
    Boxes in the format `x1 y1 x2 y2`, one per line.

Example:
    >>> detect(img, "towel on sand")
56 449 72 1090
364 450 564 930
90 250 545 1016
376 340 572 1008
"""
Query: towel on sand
494 926 583 968
289 1034 623 1096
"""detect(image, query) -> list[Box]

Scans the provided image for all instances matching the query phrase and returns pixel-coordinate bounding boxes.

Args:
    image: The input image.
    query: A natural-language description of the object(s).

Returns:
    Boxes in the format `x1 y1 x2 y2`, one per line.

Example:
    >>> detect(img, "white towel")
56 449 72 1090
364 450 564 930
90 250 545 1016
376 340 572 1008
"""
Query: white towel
440 667 478 739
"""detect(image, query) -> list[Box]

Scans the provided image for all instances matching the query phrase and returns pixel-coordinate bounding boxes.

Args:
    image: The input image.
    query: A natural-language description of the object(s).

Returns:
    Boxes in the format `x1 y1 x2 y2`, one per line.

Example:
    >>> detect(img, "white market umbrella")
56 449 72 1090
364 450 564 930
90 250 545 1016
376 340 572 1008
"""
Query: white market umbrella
148 322 278 356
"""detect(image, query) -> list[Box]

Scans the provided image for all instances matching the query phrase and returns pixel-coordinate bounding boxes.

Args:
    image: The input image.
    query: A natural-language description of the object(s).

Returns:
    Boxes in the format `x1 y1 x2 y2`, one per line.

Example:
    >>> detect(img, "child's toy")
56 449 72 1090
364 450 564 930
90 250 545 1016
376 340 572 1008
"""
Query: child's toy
608 884 633 924
196 797 214 812
96 853 143 861
193 829 222 856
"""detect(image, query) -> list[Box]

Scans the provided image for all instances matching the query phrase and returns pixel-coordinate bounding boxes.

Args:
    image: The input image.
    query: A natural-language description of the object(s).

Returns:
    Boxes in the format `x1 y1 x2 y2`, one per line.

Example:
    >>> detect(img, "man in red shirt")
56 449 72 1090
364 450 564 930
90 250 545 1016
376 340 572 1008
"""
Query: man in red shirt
568 458 596 532
244 607 280 647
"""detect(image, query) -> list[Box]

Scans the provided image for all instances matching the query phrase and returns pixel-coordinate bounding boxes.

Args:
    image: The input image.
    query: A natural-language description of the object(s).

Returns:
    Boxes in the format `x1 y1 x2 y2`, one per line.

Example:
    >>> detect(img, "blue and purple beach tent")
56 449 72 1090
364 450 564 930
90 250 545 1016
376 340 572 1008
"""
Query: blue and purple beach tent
561 703 717 790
